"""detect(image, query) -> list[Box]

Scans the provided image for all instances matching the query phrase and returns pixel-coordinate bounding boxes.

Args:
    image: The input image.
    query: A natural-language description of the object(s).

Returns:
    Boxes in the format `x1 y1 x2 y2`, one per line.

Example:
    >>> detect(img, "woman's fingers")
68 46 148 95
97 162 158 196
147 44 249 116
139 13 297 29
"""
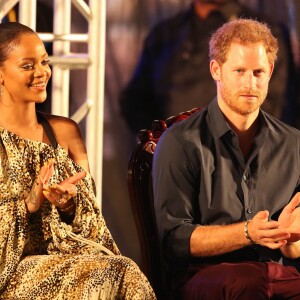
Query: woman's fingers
47 183 77 200
43 190 60 204
40 159 55 187
41 167 85 206
43 190 69 207
64 171 87 184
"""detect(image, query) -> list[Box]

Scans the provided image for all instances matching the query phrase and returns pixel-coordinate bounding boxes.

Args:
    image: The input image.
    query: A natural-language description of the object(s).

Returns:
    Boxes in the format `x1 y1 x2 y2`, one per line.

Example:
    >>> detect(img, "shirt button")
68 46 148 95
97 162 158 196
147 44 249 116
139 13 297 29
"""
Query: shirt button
247 208 252 214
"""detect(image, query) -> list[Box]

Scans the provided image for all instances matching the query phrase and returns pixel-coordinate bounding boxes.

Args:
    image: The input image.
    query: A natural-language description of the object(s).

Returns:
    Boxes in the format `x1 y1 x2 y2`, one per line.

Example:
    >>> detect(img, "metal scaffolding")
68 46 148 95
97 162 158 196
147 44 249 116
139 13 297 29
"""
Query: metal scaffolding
0 0 105 206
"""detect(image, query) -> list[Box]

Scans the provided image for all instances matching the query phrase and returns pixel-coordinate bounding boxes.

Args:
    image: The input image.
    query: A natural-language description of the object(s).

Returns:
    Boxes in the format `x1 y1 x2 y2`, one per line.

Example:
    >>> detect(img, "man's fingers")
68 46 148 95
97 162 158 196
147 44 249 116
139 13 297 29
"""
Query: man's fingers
284 193 300 213
254 210 269 221
266 240 288 249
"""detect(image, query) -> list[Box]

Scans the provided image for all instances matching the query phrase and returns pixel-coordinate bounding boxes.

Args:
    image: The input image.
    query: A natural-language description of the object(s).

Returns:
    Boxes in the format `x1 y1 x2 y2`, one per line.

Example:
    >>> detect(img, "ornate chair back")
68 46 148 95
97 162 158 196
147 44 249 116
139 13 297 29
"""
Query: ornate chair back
127 108 202 299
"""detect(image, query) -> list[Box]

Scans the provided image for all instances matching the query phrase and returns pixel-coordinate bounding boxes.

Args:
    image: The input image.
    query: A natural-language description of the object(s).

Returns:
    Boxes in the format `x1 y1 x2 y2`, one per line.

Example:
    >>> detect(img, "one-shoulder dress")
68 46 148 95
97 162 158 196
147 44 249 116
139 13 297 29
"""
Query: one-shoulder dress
0 118 156 300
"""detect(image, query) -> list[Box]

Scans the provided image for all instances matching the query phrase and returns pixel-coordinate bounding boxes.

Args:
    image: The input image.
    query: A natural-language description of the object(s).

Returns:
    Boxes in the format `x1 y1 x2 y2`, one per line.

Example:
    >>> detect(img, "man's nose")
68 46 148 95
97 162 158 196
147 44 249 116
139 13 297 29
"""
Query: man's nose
244 72 256 88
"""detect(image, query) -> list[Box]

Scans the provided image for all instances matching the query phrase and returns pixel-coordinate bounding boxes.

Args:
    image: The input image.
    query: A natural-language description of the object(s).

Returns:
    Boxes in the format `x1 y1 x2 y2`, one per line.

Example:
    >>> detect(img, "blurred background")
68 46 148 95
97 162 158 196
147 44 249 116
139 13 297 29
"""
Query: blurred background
2 0 300 268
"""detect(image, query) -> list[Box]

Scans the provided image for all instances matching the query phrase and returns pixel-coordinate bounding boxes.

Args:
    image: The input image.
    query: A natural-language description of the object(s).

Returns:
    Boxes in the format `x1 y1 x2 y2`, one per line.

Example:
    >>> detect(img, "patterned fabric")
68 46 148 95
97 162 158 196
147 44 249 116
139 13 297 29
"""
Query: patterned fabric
0 127 156 300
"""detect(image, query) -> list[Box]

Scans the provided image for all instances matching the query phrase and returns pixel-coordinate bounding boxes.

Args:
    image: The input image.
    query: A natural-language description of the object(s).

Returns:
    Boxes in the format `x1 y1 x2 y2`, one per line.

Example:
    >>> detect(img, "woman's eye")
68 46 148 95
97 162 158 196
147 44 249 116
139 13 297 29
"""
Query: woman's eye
22 64 33 70
42 59 50 66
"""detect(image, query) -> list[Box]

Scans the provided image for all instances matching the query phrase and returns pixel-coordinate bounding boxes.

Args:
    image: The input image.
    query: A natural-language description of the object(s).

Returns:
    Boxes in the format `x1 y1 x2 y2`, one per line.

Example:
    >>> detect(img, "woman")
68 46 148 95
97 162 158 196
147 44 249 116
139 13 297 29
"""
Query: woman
0 22 155 299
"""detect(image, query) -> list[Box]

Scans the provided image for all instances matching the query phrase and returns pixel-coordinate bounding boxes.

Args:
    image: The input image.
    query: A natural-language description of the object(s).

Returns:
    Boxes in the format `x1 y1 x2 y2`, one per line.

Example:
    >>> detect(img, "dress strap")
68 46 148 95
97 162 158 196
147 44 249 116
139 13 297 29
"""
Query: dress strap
37 111 58 149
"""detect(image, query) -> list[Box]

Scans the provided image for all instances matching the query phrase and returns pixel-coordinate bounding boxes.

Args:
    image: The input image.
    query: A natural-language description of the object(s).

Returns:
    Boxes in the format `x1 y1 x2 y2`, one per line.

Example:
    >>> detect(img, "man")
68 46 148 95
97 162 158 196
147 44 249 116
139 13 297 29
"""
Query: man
153 19 300 299
120 0 297 134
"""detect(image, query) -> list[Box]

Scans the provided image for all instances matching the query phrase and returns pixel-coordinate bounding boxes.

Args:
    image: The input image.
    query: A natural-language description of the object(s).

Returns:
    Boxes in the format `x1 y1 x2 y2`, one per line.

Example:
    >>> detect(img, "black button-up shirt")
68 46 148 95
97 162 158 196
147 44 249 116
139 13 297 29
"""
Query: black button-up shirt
153 99 300 277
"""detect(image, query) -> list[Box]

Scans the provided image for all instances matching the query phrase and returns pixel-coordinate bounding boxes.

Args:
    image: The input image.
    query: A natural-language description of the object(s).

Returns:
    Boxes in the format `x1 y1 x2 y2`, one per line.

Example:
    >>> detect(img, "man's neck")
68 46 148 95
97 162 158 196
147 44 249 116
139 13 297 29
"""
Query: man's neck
227 112 258 133
219 104 260 159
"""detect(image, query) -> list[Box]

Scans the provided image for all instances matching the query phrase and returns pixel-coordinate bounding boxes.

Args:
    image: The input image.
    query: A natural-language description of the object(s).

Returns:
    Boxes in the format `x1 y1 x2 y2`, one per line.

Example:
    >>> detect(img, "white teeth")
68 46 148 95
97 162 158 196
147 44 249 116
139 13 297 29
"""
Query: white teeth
31 82 45 87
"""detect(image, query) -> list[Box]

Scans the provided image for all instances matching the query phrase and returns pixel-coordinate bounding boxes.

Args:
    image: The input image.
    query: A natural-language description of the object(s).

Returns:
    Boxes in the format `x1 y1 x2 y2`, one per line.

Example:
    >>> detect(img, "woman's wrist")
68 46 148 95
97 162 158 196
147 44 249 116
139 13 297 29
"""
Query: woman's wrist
25 178 44 213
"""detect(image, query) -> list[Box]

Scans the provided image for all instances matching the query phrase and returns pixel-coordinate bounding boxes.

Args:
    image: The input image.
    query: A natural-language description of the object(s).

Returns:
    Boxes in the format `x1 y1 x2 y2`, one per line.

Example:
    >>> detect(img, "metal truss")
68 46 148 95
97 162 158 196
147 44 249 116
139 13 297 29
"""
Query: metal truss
0 0 105 206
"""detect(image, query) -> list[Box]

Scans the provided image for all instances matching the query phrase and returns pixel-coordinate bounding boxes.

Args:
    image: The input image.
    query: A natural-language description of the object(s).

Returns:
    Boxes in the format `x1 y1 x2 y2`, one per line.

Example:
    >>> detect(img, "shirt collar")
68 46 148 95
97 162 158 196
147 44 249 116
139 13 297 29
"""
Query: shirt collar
207 98 231 138
207 98 278 139
259 111 279 136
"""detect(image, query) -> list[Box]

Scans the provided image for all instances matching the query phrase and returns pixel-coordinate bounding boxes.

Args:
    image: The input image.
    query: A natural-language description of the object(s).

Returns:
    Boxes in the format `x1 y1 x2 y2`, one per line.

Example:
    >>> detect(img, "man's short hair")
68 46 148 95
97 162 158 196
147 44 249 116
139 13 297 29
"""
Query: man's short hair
209 18 278 65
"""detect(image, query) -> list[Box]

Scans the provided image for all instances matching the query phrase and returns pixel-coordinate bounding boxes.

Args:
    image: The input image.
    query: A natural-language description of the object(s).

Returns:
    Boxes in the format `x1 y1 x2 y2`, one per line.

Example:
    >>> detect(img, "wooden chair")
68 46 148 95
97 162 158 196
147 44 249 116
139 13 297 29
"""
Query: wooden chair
127 108 202 299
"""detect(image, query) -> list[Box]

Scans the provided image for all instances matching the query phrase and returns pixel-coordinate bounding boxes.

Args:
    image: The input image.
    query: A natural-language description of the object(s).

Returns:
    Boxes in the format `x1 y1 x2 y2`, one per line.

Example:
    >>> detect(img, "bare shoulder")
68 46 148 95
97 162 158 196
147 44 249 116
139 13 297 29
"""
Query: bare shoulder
40 112 81 144
39 112 89 171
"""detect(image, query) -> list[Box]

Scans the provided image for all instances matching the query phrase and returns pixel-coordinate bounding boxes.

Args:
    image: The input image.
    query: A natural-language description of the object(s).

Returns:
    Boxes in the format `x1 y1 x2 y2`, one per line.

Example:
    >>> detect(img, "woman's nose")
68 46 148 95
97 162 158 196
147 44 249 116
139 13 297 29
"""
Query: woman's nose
34 65 49 77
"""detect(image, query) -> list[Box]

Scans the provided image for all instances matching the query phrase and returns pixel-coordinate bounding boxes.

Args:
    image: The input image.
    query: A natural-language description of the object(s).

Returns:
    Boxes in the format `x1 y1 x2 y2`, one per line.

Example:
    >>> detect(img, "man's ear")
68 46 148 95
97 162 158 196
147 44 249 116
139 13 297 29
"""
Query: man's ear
269 63 274 78
210 59 221 81
0 70 3 84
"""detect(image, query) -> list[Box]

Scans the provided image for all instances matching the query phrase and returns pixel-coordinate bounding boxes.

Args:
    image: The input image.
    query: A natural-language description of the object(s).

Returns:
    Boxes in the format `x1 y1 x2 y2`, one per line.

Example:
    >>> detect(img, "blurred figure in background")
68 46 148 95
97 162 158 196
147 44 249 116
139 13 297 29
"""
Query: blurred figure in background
120 0 297 133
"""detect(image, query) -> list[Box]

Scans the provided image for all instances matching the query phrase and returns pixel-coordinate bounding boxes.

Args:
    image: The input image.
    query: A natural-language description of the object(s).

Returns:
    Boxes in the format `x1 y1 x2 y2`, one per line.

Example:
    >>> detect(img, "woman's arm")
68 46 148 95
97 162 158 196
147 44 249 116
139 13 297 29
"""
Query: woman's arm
25 160 54 213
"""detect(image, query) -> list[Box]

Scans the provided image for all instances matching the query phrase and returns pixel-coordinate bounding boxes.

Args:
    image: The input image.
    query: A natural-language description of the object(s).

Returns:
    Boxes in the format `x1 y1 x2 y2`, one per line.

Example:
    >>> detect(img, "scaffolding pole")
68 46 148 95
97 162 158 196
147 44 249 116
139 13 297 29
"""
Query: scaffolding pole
86 1 106 203
0 0 104 206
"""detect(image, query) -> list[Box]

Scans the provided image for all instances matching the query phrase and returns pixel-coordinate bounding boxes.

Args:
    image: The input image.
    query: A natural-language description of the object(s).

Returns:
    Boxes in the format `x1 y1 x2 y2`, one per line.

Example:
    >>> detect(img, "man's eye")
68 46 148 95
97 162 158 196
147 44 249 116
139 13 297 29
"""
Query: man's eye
254 70 263 76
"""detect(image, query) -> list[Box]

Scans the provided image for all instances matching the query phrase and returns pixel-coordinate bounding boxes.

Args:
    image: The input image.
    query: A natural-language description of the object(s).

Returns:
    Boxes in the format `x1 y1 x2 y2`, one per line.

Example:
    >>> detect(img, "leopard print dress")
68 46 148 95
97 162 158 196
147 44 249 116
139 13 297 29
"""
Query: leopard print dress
0 126 156 300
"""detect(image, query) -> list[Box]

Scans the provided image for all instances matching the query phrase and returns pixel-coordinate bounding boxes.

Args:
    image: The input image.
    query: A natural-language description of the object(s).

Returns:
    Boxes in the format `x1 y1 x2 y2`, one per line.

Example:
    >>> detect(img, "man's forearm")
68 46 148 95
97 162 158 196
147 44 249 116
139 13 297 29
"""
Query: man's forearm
190 222 251 257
